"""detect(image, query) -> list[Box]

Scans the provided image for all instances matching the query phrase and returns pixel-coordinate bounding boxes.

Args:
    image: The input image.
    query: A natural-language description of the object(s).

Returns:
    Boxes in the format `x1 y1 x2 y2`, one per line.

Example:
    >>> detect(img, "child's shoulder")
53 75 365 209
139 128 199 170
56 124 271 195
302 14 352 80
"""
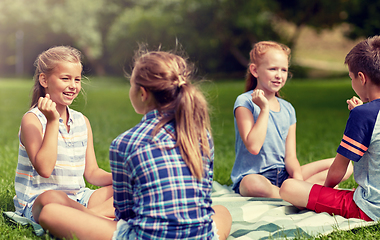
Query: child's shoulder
67 107 86 122
234 91 254 110
350 99 380 123
354 99 380 113
277 97 292 106
277 97 295 112
236 90 253 99
23 107 45 122
235 90 253 103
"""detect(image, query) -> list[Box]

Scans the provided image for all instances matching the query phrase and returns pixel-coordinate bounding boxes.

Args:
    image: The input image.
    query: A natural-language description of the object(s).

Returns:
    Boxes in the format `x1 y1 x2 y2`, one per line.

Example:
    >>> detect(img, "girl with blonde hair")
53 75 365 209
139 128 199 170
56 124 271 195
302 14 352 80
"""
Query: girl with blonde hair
14 46 114 232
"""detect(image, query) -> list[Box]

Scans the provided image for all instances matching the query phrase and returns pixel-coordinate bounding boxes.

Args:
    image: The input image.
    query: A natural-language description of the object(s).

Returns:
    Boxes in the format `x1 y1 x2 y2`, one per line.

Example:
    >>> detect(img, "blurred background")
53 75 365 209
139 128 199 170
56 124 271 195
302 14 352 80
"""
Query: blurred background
0 0 376 79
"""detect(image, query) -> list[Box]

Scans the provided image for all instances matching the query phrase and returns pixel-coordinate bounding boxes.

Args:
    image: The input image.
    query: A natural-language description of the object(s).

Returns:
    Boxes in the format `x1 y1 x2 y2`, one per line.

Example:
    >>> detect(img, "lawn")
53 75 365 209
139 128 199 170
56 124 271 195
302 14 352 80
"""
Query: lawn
0 76 378 239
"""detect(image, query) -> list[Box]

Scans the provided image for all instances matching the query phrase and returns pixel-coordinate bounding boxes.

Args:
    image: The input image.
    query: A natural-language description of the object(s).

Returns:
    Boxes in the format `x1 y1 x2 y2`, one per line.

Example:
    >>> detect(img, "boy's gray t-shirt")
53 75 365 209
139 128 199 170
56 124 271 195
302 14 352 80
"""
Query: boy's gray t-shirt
337 99 380 221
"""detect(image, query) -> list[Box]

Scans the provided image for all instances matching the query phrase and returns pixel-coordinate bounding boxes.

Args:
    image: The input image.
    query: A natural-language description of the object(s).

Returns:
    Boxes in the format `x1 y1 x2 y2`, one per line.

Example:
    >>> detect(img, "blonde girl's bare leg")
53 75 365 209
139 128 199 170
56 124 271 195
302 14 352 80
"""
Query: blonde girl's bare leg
39 203 117 240
32 190 96 223
211 205 232 240
87 185 115 218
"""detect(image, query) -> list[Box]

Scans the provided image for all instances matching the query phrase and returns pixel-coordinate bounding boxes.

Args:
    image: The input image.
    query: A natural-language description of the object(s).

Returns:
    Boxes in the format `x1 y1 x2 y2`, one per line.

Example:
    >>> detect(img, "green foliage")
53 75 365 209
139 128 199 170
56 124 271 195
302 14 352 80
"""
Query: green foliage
0 0 378 77
343 0 380 39
0 77 374 239
0 0 284 76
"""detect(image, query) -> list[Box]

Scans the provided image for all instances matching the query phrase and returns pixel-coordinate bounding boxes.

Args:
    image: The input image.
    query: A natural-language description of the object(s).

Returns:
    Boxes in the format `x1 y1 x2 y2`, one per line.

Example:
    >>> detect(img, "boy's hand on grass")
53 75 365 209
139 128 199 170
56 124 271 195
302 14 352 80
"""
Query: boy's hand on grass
347 96 363 110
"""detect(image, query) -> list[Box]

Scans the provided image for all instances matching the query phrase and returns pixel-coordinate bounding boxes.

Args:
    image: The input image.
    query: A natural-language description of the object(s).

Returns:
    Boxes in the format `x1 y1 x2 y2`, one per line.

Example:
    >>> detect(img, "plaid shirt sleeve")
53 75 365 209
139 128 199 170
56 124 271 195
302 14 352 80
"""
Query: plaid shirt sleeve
110 135 135 221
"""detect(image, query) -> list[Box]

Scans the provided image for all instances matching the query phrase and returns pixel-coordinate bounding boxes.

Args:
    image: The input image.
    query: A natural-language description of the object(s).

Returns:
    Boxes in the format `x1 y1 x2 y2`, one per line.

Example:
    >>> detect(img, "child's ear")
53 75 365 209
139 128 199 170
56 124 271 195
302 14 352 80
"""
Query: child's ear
358 72 368 85
39 73 48 88
139 86 149 102
249 64 259 78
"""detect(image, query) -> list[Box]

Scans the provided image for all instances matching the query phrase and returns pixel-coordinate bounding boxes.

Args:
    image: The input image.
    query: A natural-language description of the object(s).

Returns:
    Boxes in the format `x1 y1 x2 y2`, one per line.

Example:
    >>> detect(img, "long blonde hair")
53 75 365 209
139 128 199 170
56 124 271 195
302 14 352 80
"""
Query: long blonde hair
132 49 211 180
245 41 291 96
31 46 82 107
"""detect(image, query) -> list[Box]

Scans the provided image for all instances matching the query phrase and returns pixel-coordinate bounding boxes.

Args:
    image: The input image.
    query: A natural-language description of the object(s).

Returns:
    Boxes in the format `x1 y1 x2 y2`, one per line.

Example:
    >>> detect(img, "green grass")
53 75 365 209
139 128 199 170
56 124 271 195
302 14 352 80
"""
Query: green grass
0 76 375 239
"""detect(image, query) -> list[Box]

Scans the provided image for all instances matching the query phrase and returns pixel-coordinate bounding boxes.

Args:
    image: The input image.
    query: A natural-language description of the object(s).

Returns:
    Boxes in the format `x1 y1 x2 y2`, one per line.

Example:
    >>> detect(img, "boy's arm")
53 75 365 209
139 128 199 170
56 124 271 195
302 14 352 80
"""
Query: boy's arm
83 116 112 186
284 123 303 180
324 153 351 188
235 90 269 155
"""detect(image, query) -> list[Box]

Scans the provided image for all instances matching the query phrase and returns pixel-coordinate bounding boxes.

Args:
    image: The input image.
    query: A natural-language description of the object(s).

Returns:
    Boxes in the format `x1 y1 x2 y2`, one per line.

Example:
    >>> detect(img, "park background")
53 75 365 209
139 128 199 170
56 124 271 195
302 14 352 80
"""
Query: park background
2 0 380 239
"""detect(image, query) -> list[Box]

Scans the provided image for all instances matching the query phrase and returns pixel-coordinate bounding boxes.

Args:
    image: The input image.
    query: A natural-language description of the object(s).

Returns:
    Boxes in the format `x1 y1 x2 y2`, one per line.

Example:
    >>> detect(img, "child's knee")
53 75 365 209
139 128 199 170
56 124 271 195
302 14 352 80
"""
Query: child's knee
37 190 70 206
279 179 294 198
212 205 231 220
240 176 273 197
212 205 232 240
38 203 57 226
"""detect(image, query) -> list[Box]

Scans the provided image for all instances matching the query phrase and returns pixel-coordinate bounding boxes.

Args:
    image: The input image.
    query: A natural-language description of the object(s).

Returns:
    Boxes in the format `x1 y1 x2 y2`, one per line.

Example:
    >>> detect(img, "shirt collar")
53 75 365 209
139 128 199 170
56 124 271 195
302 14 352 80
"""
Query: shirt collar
59 106 73 126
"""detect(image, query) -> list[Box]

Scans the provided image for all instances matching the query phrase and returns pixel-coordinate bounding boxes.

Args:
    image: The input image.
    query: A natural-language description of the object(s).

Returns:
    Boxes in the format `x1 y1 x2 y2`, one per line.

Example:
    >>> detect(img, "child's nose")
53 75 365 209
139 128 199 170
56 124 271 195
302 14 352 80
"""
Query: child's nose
68 79 76 88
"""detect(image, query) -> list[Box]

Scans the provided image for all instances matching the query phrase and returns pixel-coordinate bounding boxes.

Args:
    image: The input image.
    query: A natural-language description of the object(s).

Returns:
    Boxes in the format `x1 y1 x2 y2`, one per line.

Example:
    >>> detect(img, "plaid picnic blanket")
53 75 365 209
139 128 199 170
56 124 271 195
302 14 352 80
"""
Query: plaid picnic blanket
211 181 376 239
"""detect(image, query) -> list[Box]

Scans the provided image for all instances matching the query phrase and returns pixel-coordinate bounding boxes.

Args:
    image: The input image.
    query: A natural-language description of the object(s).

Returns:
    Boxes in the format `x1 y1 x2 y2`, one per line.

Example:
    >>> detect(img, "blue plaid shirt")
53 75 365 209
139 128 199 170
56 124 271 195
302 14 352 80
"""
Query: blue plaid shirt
110 110 215 239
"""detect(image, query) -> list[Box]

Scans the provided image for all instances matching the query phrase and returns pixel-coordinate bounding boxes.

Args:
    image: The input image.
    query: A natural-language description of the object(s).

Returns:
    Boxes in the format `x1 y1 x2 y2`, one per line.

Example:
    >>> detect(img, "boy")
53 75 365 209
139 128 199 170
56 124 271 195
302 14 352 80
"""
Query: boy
279 35 380 221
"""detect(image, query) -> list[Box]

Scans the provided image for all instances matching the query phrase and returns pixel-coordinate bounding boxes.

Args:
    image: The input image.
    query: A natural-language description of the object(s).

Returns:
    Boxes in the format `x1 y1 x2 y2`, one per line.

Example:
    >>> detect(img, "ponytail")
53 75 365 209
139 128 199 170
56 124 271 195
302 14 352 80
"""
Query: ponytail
132 50 211 179
174 84 211 179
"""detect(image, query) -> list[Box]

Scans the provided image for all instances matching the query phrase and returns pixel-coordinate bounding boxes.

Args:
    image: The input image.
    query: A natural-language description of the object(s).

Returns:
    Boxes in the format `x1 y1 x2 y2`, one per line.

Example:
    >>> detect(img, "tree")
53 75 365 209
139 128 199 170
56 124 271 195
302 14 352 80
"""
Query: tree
169 0 283 74
274 0 346 50
342 0 380 39
0 0 351 76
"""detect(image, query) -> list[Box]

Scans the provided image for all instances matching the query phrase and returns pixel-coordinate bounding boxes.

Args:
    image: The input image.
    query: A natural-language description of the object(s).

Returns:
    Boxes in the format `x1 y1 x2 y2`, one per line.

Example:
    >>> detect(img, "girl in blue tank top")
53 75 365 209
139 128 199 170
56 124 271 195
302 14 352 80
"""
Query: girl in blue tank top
231 41 353 198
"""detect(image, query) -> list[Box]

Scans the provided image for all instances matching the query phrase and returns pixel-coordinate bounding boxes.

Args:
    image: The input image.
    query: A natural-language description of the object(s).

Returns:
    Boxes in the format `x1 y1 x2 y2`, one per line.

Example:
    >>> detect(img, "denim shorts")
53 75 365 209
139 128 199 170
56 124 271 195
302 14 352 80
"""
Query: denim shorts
261 167 289 187
112 220 220 240
23 188 95 223
234 167 289 194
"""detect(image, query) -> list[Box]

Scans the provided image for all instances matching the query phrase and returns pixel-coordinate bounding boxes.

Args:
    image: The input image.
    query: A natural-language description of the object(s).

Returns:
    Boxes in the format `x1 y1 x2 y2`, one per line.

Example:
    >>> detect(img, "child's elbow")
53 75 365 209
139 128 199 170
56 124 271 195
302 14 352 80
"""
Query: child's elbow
41 171 53 178
36 168 53 178
39 172 51 178
247 145 261 155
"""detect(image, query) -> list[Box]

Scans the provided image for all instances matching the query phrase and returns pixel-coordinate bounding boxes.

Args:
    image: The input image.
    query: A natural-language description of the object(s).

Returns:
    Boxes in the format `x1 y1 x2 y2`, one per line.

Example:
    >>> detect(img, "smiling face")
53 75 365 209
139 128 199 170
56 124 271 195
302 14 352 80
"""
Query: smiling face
250 49 289 96
40 61 82 110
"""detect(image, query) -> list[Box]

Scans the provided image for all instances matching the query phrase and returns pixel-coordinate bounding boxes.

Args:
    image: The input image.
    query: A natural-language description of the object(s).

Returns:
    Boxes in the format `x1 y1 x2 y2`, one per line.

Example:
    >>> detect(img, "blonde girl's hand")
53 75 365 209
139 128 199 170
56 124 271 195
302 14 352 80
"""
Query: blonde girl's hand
251 89 268 110
347 96 363 110
38 94 60 121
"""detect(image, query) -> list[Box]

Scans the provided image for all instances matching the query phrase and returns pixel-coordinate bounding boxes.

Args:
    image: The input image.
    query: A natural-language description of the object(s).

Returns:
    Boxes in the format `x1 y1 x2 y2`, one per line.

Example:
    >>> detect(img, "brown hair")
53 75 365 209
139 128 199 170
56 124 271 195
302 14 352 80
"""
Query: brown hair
345 35 380 86
31 46 82 107
245 41 291 96
132 49 211 180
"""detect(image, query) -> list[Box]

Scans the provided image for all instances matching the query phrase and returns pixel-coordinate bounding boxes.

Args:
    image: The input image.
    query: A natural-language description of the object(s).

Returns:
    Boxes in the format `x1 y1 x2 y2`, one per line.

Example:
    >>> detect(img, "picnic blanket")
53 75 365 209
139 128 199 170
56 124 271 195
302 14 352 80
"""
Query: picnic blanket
3 211 45 236
3 181 377 239
211 181 376 239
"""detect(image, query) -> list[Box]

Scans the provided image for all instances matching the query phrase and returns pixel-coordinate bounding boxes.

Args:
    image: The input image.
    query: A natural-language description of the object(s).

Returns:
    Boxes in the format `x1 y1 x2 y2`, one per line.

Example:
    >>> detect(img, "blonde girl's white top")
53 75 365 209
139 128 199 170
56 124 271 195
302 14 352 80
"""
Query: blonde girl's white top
13 107 88 216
